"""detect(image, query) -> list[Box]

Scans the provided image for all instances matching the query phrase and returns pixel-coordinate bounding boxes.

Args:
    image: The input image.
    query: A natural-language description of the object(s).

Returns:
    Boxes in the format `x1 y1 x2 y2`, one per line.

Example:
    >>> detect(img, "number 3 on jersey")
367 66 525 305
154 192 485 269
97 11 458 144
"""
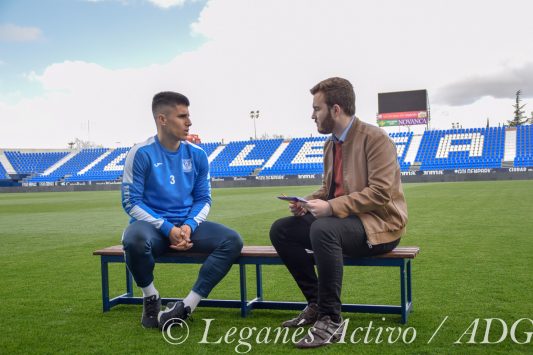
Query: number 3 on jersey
170 175 176 185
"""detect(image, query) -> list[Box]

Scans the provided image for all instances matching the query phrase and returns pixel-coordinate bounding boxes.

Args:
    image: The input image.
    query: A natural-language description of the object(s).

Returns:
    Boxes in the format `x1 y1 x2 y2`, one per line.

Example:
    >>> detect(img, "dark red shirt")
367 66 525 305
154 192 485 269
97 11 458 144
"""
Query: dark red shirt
333 141 344 197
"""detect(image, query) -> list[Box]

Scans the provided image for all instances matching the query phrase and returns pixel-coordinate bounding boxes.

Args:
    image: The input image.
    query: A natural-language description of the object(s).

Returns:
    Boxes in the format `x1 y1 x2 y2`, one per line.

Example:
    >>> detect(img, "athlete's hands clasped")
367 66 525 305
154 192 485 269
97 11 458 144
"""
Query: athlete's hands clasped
169 225 193 251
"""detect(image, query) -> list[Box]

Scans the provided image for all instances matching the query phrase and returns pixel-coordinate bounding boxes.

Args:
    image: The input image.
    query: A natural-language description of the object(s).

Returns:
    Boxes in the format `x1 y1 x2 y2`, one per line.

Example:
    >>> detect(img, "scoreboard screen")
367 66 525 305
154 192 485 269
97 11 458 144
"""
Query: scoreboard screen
377 90 428 127
378 90 427 113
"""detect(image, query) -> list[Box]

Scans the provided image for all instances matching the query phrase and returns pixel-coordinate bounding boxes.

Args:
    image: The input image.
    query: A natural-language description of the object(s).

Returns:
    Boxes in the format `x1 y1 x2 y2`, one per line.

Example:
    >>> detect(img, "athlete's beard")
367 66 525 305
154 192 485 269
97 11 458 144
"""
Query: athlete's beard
317 111 335 134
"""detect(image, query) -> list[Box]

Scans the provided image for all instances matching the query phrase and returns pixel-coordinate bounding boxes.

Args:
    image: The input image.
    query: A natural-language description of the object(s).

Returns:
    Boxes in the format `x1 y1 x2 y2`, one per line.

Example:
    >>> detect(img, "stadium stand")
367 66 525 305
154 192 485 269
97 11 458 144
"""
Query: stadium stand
65 147 130 182
27 148 108 183
210 139 283 177
514 125 533 167
197 142 220 158
5 151 69 174
259 137 326 176
0 162 9 179
415 127 505 170
4 126 533 185
389 132 413 171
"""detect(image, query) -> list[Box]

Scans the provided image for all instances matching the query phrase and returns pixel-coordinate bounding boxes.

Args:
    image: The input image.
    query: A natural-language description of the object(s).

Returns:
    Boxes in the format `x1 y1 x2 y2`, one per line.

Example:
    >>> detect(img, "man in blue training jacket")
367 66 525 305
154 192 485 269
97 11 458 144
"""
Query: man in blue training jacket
121 91 243 330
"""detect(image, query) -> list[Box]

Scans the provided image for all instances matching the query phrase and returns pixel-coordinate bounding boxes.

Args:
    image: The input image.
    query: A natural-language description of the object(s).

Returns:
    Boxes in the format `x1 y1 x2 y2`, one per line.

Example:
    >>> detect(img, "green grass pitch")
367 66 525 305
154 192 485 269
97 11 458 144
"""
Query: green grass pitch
0 180 532 354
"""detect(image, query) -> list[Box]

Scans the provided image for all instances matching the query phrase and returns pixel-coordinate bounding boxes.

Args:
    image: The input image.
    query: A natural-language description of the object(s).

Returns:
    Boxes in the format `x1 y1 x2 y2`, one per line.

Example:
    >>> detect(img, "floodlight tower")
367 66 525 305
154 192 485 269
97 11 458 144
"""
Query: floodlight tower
250 110 260 140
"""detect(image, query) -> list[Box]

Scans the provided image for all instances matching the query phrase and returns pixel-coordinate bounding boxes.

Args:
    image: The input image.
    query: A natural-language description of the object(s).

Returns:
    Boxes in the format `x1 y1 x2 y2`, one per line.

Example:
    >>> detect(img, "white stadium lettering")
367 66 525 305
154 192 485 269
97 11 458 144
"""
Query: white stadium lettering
229 144 265 167
436 133 484 158
104 152 128 172
291 141 325 165
390 135 409 157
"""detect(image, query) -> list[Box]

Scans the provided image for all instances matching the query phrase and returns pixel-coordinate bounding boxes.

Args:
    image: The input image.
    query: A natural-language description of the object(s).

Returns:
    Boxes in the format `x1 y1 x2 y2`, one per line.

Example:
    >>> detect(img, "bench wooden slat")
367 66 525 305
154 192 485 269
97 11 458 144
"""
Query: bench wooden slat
94 245 419 259
93 245 124 256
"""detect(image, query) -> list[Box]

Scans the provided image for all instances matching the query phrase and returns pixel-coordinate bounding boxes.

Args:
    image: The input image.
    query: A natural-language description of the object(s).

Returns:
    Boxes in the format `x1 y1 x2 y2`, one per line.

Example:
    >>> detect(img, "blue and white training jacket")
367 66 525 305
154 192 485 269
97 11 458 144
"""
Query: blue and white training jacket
121 136 211 237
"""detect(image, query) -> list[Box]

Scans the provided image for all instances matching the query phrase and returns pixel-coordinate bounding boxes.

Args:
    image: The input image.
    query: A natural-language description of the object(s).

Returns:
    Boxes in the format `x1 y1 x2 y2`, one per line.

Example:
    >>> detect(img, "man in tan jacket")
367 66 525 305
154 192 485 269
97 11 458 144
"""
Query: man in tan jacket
270 77 408 349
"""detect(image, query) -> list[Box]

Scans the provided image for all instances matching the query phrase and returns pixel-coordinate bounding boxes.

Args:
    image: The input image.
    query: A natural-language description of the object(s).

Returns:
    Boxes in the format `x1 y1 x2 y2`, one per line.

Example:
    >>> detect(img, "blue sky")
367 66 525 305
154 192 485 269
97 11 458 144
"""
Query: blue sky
0 0 206 100
1 0 533 148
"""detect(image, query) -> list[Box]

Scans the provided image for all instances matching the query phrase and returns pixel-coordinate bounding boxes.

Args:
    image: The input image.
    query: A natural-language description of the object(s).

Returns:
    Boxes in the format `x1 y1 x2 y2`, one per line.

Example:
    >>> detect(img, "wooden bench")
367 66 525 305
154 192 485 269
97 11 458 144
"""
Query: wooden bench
93 245 419 323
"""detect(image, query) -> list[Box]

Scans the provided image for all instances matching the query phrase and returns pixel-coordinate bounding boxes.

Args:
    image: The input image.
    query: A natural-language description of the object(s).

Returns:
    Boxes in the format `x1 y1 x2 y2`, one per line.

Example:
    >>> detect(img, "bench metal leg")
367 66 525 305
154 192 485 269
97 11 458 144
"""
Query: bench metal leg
239 264 248 317
126 266 133 297
400 261 407 324
256 264 263 300
407 259 412 309
101 258 110 312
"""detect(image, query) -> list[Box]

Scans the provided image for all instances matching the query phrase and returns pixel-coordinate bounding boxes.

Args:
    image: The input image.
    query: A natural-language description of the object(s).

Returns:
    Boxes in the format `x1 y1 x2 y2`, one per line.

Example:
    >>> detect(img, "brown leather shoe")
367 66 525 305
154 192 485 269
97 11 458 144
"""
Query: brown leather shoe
295 315 344 348
281 303 319 327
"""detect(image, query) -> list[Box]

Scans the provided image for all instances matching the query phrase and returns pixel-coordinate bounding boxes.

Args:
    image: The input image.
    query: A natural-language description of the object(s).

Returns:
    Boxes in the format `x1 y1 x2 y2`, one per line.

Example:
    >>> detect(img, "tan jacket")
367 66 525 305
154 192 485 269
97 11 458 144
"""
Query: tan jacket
306 118 408 245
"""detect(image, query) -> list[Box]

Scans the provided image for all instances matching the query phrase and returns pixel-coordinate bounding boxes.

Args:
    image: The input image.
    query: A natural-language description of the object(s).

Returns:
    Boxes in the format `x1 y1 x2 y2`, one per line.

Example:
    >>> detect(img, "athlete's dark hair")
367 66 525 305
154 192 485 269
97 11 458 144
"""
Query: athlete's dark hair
152 91 190 118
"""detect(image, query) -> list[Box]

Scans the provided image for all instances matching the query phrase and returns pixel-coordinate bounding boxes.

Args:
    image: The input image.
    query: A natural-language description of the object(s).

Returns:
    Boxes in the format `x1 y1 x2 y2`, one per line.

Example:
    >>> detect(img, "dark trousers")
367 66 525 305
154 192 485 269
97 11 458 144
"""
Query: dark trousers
122 220 243 298
269 213 399 321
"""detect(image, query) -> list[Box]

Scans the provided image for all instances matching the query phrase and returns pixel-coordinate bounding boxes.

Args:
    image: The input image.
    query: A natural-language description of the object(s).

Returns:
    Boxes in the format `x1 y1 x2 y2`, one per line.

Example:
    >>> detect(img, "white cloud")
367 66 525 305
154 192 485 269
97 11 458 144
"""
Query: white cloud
147 0 187 8
0 24 43 42
435 62 533 106
84 0 188 7
2 0 533 148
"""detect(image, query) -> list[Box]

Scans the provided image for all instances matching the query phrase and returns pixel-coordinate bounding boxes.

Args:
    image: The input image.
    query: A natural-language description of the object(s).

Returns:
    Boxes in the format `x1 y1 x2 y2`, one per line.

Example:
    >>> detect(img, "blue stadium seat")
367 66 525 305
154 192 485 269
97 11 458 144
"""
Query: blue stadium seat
27 148 108 183
0 161 9 179
415 127 504 170
6 125 528 184
259 137 326 176
514 125 533 167
5 150 69 174
388 132 413 172
65 147 130 182
210 139 283 177
198 142 220 157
